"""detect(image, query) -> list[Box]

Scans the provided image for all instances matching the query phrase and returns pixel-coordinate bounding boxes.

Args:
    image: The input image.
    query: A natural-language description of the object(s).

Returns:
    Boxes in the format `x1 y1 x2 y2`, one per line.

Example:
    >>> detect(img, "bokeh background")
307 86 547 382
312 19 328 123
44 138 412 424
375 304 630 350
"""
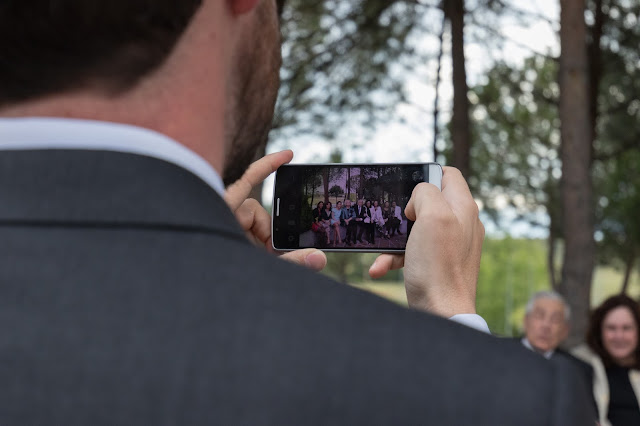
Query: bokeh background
261 0 640 347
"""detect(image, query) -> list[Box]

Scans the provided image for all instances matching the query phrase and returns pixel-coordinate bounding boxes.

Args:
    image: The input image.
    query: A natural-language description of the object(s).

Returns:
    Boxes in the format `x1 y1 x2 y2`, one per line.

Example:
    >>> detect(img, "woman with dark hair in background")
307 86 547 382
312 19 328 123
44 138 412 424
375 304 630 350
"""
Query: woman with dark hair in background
312 201 323 227
573 294 640 426
371 200 389 239
322 202 333 244
312 201 330 245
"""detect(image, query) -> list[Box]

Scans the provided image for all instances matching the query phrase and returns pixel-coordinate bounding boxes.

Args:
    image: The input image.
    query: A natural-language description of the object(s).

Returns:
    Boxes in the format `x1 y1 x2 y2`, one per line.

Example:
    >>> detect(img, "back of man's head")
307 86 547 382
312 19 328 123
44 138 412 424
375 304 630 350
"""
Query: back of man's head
0 1 202 106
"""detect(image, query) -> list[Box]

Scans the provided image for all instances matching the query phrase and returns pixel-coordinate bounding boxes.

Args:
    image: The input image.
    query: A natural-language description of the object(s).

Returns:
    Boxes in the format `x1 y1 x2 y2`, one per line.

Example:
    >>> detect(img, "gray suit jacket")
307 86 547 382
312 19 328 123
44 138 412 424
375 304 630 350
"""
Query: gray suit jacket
0 149 594 425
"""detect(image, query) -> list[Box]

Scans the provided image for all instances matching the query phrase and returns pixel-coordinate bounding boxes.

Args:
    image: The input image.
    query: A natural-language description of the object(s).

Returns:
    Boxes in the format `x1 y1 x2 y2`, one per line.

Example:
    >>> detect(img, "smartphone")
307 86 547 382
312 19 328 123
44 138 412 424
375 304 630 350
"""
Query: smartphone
272 163 442 252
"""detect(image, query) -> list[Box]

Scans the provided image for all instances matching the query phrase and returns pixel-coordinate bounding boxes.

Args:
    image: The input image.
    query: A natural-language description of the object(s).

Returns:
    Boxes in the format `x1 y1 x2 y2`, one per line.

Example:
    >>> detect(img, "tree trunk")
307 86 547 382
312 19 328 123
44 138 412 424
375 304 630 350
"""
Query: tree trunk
559 0 595 348
548 231 559 291
334 254 350 283
444 0 471 179
620 248 636 295
588 0 605 159
310 173 317 208
304 173 308 201
433 13 446 163
323 168 330 203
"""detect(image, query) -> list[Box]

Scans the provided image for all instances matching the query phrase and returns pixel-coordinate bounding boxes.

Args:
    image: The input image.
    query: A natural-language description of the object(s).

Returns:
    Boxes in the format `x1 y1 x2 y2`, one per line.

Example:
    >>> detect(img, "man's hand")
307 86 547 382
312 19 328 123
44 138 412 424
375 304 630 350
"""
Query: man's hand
368 167 484 318
224 150 327 272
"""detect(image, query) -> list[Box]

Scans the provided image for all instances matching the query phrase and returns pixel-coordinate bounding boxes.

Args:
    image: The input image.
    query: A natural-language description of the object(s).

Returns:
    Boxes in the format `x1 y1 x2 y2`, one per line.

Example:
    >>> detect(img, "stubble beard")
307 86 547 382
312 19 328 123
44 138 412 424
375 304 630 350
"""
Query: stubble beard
222 1 281 186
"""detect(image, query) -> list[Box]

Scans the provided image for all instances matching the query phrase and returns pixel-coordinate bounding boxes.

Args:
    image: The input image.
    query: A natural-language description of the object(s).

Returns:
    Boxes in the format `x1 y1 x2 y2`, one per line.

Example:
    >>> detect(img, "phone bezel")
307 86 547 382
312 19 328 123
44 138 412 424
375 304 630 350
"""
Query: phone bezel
271 162 442 253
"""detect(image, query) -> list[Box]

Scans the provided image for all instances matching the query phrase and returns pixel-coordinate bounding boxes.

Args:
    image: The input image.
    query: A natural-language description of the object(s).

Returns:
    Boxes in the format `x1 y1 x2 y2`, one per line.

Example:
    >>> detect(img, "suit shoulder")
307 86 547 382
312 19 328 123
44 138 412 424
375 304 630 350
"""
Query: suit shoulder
555 348 593 371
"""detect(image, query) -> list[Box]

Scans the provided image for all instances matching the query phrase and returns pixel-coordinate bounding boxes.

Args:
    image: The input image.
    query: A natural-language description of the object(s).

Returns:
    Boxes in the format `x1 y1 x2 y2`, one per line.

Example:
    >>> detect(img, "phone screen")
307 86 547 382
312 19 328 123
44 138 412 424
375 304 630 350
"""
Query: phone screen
272 163 442 252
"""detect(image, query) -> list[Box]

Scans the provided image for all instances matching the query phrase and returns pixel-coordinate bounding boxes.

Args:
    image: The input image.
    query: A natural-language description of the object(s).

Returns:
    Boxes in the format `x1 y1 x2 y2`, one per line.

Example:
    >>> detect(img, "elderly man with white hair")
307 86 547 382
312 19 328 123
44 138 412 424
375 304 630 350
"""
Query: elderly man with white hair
520 291 598 418
522 291 572 358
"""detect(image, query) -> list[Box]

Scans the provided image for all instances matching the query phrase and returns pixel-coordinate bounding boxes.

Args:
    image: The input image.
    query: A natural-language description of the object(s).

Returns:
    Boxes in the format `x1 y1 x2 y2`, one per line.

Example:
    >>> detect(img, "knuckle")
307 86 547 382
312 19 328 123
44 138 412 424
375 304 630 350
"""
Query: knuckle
241 198 261 211
428 207 455 227
467 198 480 218
246 197 260 206
443 166 462 179
477 219 486 239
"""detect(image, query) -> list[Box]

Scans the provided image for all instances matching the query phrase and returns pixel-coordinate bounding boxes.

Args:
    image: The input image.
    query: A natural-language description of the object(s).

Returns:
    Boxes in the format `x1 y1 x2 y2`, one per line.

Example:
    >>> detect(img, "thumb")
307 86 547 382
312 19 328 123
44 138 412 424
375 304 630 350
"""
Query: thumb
279 249 328 272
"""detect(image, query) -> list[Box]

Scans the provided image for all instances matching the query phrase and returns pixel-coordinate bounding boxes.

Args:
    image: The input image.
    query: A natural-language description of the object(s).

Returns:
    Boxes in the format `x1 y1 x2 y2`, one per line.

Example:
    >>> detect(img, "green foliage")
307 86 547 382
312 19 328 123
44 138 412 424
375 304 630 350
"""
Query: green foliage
476 238 550 336
463 56 561 233
446 0 640 280
324 237 639 334
323 252 403 284
273 0 640 331
595 147 640 269
273 0 428 141
591 0 640 272
328 184 344 198
300 204 314 233
322 238 551 335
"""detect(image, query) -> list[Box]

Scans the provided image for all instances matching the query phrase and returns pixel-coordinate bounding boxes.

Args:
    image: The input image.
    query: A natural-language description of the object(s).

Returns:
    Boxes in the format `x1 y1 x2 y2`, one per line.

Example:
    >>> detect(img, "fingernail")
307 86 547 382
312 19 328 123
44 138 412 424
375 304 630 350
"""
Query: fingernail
304 251 326 271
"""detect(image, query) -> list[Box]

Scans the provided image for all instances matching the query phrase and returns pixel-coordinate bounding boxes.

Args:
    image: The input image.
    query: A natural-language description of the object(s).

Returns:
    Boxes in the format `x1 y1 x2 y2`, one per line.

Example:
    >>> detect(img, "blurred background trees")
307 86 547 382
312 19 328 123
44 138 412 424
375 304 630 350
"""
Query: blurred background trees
266 0 640 345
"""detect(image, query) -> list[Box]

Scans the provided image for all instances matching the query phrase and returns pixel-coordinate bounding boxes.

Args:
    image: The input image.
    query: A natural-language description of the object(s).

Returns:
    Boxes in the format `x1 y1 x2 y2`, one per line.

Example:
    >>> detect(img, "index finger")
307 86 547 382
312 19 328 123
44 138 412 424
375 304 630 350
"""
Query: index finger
368 254 405 279
224 150 294 210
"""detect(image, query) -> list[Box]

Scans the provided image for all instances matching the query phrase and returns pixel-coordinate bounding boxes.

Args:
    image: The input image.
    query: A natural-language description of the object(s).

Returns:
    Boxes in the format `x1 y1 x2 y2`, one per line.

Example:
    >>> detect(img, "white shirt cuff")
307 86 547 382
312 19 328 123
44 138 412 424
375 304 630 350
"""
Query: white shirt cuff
449 314 490 333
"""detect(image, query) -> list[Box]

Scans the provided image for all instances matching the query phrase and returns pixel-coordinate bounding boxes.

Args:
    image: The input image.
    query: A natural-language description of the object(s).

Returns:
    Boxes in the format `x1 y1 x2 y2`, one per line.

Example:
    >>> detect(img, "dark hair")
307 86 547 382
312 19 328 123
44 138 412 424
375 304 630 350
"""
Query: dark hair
586 294 640 368
0 1 202 106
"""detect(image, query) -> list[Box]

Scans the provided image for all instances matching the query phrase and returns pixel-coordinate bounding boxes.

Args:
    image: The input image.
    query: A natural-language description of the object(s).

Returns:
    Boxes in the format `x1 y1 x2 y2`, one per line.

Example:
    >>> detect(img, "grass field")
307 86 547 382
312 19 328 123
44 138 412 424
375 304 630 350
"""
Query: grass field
356 265 640 306
592 265 640 305
356 281 408 306
321 237 640 335
350 263 640 335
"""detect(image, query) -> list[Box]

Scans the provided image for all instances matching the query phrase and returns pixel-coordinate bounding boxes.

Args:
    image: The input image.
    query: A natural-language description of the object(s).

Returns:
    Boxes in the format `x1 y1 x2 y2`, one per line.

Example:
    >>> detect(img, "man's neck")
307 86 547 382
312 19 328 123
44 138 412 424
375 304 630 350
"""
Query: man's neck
0 117 226 196
0 86 225 180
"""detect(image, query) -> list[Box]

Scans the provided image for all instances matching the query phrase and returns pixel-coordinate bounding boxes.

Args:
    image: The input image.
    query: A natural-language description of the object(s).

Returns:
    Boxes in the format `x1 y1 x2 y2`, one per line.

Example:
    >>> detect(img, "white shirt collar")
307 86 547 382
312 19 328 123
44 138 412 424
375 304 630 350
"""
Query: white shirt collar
0 117 225 196
521 337 554 359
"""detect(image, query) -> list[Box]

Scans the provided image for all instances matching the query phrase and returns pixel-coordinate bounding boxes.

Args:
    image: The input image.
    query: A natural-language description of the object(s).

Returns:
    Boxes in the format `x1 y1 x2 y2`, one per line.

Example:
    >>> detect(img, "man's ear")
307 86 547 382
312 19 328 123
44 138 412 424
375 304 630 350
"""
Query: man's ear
229 0 262 15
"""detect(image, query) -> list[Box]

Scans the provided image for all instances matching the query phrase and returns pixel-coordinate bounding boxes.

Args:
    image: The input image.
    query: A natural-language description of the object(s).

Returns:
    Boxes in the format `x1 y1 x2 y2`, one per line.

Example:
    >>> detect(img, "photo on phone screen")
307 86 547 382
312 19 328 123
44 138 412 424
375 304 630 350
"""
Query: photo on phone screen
272 163 442 252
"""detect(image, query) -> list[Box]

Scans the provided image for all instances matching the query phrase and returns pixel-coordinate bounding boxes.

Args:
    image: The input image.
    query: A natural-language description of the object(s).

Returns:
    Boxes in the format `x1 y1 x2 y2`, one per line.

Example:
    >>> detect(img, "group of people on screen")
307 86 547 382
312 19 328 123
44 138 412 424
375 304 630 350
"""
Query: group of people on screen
312 199 403 246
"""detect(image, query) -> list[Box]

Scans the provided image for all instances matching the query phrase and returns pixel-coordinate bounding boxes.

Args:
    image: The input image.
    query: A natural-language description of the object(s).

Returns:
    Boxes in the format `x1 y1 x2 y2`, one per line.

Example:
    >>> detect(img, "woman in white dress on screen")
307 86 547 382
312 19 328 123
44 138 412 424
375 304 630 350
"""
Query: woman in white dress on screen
371 200 389 239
